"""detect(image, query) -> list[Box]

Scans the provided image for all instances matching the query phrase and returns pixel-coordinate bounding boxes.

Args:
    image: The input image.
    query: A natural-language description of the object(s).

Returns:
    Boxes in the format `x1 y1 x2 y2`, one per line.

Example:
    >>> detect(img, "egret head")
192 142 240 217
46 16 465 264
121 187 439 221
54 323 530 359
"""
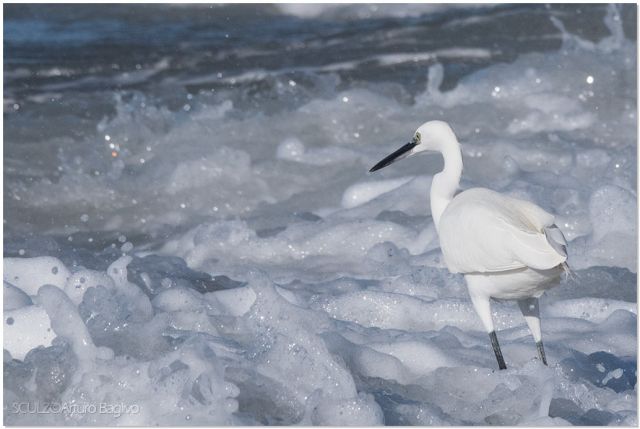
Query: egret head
369 120 457 172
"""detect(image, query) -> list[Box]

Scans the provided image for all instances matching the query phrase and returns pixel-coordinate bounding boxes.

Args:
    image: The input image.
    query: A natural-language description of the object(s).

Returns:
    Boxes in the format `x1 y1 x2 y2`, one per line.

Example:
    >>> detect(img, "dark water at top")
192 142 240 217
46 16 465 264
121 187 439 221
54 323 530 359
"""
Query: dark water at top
5 4 635 112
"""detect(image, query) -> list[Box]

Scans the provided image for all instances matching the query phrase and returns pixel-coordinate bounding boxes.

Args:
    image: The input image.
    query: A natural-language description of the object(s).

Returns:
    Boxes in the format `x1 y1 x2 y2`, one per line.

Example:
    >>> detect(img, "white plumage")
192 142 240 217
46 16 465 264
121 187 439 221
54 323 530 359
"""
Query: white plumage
439 188 566 274
370 120 568 370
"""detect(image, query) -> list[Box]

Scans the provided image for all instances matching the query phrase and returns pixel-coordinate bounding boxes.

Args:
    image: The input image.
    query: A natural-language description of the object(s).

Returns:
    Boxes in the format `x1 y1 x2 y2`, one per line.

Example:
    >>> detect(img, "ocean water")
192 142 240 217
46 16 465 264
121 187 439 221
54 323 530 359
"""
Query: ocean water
3 3 637 426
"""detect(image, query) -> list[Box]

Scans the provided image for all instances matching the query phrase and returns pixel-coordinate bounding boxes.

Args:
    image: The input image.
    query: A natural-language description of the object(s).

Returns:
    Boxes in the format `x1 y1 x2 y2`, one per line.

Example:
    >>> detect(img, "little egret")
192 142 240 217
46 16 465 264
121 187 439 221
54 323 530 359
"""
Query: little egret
370 120 568 370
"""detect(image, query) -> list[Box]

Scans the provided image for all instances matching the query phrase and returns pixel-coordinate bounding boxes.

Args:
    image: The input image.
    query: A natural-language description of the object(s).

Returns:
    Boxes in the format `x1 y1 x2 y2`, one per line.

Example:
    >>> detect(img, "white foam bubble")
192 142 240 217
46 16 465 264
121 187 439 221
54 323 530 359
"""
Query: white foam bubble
3 256 70 296
4 305 56 360
341 177 414 209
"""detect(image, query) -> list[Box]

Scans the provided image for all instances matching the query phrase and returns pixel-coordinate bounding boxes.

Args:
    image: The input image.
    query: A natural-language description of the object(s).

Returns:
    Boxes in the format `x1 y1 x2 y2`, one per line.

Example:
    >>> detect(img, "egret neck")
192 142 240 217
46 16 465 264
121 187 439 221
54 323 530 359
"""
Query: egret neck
430 138 462 231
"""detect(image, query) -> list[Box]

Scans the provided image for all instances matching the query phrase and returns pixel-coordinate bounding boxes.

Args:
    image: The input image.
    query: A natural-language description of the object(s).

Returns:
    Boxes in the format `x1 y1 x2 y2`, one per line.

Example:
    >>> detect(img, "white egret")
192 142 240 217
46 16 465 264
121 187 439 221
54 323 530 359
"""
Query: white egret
370 120 568 370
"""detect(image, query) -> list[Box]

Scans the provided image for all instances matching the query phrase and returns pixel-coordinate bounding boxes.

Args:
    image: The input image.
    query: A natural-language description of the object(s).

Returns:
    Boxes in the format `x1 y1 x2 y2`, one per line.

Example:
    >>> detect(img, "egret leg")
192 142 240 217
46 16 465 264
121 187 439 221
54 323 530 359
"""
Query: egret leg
489 331 507 370
517 297 548 365
537 341 548 366
468 288 507 370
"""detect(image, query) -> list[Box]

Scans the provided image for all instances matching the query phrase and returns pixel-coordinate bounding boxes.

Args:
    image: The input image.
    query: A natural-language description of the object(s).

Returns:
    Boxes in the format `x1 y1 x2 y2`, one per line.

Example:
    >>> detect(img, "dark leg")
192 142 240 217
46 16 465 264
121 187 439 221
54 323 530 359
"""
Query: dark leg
536 341 548 366
489 331 507 370
518 297 549 365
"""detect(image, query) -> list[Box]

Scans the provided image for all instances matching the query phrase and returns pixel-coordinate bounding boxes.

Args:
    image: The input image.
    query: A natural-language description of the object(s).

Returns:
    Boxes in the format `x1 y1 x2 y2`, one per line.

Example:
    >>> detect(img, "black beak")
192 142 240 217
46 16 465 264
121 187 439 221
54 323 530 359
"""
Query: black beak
369 141 418 172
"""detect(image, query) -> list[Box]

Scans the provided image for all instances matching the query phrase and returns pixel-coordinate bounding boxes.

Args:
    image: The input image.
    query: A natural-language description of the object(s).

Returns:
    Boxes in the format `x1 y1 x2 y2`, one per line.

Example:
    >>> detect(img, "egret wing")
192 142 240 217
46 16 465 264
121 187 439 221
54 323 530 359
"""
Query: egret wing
438 189 567 274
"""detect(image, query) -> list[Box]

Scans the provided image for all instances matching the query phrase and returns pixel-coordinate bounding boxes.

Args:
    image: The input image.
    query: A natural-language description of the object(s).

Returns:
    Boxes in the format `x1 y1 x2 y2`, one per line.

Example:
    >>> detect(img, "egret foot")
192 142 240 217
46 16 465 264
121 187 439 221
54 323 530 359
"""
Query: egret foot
536 341 548 366
489 331 507 370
